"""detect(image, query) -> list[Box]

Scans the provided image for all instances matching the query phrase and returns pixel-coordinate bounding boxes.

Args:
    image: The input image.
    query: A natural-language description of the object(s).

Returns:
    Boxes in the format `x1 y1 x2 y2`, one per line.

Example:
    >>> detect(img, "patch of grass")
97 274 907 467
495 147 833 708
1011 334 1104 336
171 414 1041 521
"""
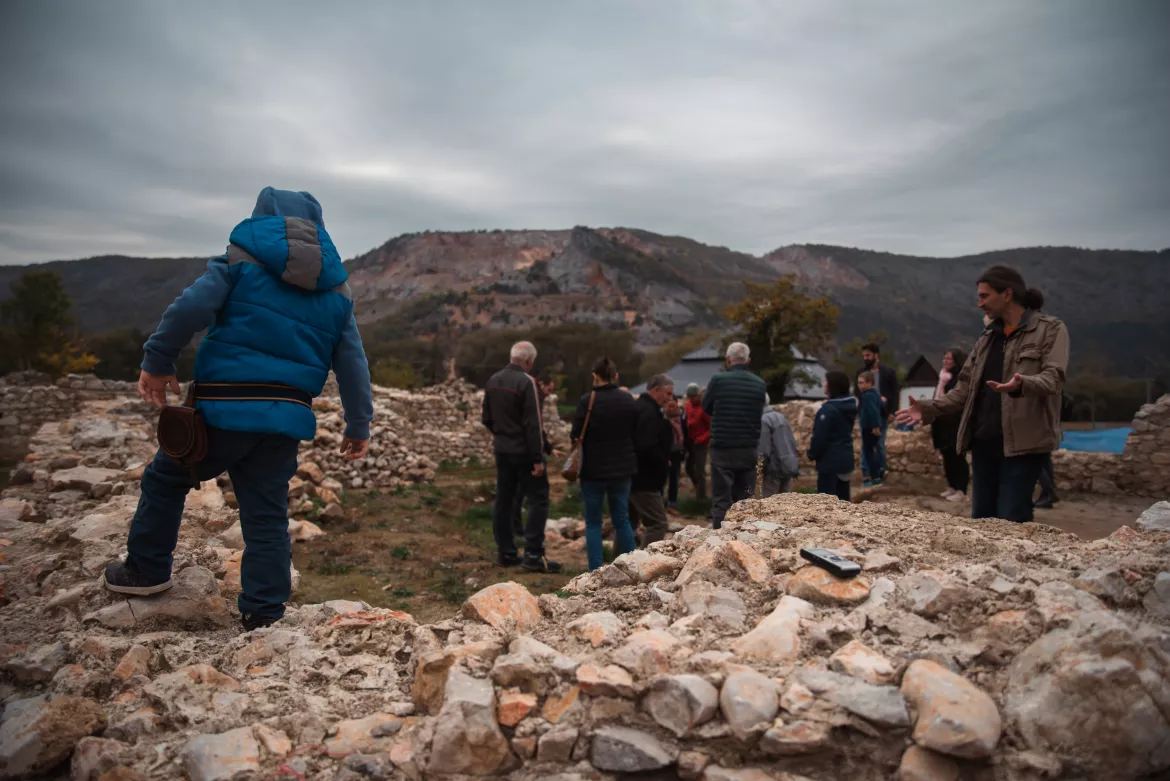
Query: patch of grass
391 587 415 598
390 545 412 560
797 486 818 494
421 494 442 509
550 485 584 517
675 496 712 519
602 542 617 564
371 520 391 531
455 401 470 413
455 504 497 552
554 588 572 599
557 404 576 418
432 568 470 604
316 561 355 576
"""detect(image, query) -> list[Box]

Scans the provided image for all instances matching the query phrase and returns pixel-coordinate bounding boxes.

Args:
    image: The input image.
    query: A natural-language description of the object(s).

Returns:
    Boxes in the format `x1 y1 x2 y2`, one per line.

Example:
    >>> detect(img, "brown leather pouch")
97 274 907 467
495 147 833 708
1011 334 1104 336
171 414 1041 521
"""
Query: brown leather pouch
157 385 208 482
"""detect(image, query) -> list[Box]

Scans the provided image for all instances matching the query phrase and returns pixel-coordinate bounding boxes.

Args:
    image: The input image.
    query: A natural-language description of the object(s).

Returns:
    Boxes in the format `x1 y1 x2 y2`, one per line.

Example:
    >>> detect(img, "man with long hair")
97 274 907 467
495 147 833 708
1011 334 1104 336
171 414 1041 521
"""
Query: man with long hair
897 266 1069 522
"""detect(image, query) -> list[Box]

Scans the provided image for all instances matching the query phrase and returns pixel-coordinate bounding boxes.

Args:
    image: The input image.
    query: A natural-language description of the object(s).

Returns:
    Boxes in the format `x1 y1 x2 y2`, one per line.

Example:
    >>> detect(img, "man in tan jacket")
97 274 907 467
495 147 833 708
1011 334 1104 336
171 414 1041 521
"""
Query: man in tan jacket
897 265 1069 522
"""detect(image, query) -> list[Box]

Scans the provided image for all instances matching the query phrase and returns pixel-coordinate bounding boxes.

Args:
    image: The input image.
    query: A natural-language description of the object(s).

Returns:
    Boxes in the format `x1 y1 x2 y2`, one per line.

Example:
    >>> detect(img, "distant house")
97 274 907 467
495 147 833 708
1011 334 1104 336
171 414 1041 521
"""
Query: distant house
900 355 939 409
629 342 828 400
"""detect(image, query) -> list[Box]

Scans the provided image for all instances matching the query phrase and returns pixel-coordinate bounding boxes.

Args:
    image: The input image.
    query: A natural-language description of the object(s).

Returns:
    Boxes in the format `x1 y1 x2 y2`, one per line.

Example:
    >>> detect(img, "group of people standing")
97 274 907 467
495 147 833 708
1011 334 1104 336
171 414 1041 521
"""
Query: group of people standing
482 264 1069 574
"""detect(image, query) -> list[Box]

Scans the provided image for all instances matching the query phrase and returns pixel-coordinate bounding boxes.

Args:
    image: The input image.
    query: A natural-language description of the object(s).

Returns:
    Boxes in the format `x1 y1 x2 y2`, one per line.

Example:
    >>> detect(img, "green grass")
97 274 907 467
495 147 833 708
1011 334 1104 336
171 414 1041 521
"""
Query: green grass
796 486 818 494
557 404 577 418
432 568 471 604
550 485 584 517
455 504 497 551
316 561 355 576
390 545 412 560
391 587 415 598
675 496 712 519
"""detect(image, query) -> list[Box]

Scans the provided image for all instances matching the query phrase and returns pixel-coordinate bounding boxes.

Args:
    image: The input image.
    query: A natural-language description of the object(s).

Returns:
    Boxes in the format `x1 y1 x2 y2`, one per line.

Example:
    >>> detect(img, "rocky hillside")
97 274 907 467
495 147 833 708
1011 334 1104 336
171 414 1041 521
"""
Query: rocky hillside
3 235 1168 368
0 391 1168 779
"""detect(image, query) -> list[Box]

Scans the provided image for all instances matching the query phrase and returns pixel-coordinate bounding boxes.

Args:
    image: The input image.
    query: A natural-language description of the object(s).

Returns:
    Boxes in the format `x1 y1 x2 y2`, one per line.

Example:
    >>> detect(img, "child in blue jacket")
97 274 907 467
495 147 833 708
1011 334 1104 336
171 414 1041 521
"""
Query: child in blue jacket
105 188 373 631
857 370 885 486
807 371 858 501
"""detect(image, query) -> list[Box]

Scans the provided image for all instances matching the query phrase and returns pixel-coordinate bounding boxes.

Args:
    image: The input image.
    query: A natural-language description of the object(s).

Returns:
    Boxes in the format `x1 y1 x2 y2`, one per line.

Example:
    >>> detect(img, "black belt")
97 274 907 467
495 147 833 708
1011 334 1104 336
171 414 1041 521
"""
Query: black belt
193 383 313 408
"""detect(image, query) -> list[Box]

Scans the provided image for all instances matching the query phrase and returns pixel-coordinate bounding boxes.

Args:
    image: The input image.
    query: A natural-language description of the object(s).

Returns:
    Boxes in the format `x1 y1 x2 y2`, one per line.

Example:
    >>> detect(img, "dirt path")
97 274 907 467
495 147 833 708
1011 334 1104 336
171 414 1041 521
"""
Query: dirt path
853 475 1151 541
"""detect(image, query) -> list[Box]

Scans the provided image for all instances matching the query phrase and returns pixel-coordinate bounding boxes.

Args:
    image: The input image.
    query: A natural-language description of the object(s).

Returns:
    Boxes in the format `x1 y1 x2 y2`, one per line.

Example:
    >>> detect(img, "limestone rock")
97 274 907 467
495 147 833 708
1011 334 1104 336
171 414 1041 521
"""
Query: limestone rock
83 566 232 629
182 727 260 781
720 670 780 740
71 737 131 781
111 645 151 682
1005 613 1170 778
828 639 896 684
0 499 38 524
798 668 910 728
0 695 107 778
899 745 960 781
613 550 683 583
611 629 679 678
536 726 578 763
679 580 747 628
677 751 710 779
730 595 814 661
590 726 676 773
496 689 537 727
902 659 1001 758
326 713 402 754
462 582 542 632
760 719 831 755
4 641 68 683
1136 501 1170 532
568 611 625 647
427 670 511 776
723 541 771 583
1143 572 1170 617
577 664 636 698
787 566 871 606
252 724 291 757
48 466 121 492
898 572 977 618
71 419 125 450
643 674 719 737
1072 568 1127 603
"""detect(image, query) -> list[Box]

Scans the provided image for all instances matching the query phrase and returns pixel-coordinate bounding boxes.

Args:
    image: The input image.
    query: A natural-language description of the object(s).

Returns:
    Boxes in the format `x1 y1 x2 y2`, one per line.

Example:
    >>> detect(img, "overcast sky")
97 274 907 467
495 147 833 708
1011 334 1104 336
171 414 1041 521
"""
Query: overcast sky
1 1 1168 265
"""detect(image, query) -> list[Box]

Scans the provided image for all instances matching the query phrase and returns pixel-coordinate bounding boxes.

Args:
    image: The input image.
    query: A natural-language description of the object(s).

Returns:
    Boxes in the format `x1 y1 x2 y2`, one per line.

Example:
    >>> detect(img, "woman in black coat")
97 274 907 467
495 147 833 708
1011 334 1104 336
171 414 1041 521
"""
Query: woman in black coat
931 348 969 500
570 357 639 571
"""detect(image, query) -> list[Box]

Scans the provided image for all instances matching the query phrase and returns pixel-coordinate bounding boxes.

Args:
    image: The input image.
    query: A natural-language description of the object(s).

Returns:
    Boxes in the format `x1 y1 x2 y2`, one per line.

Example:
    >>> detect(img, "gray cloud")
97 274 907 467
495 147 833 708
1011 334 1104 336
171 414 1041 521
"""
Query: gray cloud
1 0 1168 264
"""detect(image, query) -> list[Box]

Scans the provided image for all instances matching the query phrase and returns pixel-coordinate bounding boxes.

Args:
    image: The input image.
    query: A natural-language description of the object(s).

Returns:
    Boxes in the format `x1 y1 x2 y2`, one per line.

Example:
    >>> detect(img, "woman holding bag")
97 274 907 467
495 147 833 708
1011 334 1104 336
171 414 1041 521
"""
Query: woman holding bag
570 357 639 571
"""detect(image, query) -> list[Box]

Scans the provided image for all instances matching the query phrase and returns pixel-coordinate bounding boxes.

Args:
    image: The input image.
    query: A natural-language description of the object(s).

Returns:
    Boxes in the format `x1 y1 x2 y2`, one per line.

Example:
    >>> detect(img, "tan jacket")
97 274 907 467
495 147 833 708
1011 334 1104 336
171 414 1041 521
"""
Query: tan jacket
918 311 1069 457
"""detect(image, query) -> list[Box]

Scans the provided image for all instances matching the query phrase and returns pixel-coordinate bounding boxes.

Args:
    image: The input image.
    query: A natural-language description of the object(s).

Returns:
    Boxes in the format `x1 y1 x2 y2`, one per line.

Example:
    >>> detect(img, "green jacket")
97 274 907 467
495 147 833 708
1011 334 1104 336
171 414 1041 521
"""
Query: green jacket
702 364 768 449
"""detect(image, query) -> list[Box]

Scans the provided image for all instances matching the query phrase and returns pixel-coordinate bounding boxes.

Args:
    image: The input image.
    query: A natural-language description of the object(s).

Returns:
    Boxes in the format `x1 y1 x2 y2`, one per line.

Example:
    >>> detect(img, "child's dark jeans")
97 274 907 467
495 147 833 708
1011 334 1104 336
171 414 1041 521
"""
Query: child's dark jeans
126 427 300 621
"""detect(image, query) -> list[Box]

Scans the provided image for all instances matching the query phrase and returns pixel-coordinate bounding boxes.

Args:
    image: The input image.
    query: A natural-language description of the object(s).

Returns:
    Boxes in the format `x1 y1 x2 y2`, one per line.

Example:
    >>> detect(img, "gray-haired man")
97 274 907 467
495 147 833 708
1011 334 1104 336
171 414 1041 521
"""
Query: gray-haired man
629 374 675 546
482 341 559 573
702 342 767 527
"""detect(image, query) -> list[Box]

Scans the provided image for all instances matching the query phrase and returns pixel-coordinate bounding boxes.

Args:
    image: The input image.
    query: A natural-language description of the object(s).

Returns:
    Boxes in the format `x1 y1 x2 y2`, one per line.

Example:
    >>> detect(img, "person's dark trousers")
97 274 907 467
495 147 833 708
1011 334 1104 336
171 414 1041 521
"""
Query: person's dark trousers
628 490 669 546
941 448 970 495
816 472 851 501
667 454 683 506
709 447 757 528
492 454 550 560
510 492 526 537
877 418 889 479
686 444 708 500
969 439 1046 522
126 427 299 621
1035 453 1058 505
861 433 882 484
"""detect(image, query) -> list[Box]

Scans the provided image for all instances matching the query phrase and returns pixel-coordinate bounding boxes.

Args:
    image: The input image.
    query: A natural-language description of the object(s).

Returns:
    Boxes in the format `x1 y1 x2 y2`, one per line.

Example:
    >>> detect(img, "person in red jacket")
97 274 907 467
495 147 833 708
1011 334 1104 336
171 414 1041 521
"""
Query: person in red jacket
684 383 711 500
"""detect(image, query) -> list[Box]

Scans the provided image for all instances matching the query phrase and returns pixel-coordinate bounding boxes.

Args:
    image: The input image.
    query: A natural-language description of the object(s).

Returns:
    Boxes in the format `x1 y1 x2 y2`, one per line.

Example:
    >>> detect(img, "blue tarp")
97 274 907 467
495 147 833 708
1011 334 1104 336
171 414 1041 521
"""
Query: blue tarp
1060 427 1131 454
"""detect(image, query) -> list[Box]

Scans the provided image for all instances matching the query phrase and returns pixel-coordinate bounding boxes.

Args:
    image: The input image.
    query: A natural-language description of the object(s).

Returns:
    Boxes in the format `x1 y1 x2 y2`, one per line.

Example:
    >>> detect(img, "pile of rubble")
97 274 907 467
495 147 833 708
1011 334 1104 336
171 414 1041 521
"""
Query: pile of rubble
3 392 1170 780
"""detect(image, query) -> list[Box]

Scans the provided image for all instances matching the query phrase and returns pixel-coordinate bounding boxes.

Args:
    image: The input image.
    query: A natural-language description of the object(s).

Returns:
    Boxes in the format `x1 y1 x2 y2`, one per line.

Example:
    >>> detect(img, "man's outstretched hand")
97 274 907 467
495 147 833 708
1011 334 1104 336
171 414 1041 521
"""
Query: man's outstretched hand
894 396 923 426
986 373 1024 394
340 438 370 461
138 370 180 409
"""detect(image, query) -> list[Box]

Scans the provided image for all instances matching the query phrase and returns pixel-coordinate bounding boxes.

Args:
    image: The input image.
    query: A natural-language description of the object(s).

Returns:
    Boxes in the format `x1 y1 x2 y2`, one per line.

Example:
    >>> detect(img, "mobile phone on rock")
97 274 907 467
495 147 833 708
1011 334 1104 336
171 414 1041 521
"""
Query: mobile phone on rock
799 547 862 578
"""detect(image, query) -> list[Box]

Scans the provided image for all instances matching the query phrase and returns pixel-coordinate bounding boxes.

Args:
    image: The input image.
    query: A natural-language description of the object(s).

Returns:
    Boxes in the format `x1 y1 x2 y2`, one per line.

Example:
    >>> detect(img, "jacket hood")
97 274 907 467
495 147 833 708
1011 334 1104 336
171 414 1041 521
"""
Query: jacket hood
822 396 858 426
227 187 348 292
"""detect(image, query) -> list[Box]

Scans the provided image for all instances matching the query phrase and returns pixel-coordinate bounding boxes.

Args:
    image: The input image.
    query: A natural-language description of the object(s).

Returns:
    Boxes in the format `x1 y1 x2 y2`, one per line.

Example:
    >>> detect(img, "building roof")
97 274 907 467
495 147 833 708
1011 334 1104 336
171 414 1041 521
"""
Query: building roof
904 355 939 386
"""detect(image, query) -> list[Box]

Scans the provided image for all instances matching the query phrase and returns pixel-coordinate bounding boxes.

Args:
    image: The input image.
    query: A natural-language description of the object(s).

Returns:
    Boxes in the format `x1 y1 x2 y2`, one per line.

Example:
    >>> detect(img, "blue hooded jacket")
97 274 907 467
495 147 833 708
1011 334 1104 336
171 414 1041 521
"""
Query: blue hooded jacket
806 395 858 476
859 387 884 434
142 187 373 441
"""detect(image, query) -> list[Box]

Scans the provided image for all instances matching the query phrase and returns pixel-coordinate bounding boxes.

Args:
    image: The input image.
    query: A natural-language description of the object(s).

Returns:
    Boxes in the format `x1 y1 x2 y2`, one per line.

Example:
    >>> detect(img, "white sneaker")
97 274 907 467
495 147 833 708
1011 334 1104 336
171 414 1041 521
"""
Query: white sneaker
939 488 956 499
946 490 966 502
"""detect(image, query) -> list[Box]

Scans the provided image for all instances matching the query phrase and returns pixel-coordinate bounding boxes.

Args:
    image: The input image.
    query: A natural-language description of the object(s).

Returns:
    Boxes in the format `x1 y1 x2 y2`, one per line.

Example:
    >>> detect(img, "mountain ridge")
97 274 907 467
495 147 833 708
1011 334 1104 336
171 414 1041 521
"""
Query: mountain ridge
2 231 1168 375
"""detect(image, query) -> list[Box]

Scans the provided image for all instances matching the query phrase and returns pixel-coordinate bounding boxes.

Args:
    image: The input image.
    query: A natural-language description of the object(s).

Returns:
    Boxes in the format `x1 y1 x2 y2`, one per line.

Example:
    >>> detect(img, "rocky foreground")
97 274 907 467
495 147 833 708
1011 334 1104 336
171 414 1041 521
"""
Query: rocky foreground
1 407 1170 780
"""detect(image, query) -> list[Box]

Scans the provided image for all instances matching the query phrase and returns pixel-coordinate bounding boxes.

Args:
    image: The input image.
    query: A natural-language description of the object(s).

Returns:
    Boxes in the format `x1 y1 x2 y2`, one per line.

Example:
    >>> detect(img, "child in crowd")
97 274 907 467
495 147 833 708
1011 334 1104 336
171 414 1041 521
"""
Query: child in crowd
807 371 858 501
857 370 885 487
